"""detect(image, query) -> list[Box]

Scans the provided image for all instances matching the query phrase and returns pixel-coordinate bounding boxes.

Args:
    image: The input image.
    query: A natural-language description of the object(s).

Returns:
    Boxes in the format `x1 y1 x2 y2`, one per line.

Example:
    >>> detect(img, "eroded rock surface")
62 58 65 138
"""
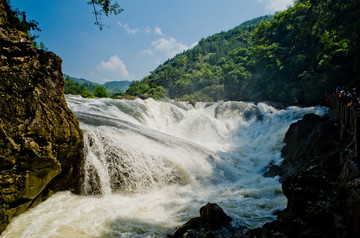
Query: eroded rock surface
0 1 83 233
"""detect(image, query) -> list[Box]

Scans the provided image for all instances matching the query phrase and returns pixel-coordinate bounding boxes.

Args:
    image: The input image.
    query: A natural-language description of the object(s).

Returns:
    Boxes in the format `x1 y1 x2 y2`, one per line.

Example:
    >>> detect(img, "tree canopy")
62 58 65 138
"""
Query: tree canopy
94 85 109 98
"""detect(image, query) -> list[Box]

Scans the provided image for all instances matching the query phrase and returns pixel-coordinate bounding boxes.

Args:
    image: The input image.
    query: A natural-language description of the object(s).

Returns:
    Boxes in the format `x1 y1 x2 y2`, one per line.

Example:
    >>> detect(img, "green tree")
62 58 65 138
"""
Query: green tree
147 86 167 100
126 82 150 96
94 85 109 98
39 42 48 51
64 76 87 95
3 0 40 40
81 90 95 98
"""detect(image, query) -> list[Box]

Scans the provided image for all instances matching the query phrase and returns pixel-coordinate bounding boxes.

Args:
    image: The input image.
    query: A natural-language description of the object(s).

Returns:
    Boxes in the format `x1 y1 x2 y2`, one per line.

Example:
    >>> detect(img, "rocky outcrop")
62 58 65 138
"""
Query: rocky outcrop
264 113 341 181
246 113 360 237
0 1 83 233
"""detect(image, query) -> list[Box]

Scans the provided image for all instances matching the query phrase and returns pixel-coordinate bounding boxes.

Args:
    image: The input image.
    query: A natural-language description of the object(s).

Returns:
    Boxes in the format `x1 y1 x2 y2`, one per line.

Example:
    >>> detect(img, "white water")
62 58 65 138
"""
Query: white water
2 96 327 238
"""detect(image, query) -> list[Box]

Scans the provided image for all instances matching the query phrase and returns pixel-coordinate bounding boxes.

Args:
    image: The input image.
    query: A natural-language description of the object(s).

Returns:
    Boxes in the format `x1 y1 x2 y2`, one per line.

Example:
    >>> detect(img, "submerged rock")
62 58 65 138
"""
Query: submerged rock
0 1 83 233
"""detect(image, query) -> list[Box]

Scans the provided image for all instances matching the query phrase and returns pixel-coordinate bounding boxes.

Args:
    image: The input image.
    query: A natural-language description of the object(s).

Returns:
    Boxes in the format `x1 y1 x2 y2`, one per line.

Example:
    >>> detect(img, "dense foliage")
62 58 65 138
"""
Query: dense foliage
64 76 95 98
3 0 40 40
94 85 109 98
244 0 360 104
126 0 360 105
125 16 271 101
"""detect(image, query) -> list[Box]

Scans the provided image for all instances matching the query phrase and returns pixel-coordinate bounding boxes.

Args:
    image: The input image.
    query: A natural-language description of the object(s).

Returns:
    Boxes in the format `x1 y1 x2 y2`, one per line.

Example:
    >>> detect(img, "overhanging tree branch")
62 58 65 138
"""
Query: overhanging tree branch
88 0 124 30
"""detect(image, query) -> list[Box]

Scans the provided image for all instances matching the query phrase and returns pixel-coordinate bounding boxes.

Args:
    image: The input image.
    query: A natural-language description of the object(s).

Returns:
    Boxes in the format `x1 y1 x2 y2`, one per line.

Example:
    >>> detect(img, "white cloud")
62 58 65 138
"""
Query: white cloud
154 26 164 36
118 21 139 34
96 55 131 82
259 0 294 11
152 37 189 58
140 26 197 58
141 49 154 56
144 26 151 34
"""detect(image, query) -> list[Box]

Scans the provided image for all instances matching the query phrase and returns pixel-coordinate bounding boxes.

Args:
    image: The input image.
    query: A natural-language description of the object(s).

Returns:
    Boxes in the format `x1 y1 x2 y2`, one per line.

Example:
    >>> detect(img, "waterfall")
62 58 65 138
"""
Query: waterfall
1 96 327 238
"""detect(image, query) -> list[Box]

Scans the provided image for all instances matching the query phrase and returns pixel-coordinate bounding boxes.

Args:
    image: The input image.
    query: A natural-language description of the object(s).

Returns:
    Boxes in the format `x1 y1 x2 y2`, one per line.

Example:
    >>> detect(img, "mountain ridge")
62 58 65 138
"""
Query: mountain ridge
63 74 131 96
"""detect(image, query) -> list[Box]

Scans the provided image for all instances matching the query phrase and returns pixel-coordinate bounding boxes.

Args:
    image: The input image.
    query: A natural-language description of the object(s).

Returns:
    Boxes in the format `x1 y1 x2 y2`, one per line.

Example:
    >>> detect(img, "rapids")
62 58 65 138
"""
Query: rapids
1 96 327 238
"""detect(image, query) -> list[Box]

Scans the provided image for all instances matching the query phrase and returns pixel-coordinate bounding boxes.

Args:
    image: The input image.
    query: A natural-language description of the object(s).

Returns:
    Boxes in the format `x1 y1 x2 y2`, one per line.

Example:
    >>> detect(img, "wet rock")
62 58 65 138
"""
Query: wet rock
173 203 233 238
200 203 232 229
254 113 360 237
280 114 339 181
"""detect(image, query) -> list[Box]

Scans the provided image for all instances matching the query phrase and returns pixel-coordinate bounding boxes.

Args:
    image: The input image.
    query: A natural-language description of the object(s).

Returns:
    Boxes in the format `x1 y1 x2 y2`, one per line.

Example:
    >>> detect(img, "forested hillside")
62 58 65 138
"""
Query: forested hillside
64 75 130 98
126 0 360 105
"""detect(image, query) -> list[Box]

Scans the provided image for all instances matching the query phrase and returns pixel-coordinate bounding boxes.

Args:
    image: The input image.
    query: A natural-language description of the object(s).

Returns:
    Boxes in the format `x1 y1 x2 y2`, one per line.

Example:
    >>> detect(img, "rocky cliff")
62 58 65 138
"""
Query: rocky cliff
0 1 84 233
247 113 359 237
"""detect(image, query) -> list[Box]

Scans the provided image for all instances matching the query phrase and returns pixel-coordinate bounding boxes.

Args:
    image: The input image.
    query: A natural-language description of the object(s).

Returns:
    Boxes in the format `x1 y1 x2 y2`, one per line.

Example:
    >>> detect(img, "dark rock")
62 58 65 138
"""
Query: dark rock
265 113 341 183
0 1 83 233
264 114 323 180
173 203 233 238
250 112 360 237
279 114 340 181
173 218 202 238
263 163 283 178
345 178 360 237
200 203 232 229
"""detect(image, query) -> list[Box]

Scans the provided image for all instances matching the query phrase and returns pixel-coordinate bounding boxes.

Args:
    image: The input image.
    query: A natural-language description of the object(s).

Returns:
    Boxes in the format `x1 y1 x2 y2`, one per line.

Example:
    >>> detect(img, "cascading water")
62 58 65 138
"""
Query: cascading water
1 96 327 238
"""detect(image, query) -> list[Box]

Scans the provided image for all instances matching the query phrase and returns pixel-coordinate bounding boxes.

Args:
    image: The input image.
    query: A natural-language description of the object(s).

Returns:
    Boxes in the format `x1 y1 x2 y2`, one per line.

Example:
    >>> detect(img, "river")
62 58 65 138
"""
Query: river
1 96 327 238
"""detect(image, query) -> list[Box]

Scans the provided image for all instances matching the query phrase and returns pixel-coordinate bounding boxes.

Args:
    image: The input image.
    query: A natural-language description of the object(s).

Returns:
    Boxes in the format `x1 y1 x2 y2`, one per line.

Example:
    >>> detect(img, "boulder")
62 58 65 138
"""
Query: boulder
0 1 83 233
173 203 233 238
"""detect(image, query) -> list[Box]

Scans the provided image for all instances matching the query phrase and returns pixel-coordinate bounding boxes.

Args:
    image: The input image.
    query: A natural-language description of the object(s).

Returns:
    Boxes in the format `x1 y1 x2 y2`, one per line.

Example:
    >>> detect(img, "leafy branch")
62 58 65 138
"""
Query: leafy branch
87 0 124 30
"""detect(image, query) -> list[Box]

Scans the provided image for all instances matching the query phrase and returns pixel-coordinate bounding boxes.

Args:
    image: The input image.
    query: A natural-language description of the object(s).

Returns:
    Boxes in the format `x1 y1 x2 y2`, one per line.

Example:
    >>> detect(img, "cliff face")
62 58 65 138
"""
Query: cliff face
0 1 83 233
249 114 360 238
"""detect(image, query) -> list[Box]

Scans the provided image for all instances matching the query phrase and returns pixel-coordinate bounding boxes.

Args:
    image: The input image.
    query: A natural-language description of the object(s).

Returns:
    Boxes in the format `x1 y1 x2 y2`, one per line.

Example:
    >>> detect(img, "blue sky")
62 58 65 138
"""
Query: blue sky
10 0 294 84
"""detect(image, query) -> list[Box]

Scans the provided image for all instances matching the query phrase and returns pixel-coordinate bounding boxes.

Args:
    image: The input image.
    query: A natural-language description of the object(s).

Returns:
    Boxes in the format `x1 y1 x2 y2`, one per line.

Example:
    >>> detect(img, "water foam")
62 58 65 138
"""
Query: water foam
1 96 327 237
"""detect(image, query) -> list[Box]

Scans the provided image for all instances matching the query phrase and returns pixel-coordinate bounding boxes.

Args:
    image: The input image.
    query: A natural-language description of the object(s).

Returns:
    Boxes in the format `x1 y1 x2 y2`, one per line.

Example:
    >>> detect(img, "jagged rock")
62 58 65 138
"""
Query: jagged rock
264 113 340 181
0 1 83 233
252 113 360 237
173 203 233 238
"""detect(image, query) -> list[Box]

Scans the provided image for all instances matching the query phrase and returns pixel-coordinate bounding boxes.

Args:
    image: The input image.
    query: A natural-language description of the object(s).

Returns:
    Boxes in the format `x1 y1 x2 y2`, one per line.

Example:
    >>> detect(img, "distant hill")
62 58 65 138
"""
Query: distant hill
104 81 131 95
63 74 131 96
64 74 99 87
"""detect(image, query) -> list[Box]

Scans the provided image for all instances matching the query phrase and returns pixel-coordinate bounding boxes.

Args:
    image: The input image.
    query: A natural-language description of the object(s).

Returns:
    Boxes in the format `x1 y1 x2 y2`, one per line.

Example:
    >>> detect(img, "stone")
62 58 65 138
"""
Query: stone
248 113 360 237
199 203 232 229
0 1 83 233
173 203 233 238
